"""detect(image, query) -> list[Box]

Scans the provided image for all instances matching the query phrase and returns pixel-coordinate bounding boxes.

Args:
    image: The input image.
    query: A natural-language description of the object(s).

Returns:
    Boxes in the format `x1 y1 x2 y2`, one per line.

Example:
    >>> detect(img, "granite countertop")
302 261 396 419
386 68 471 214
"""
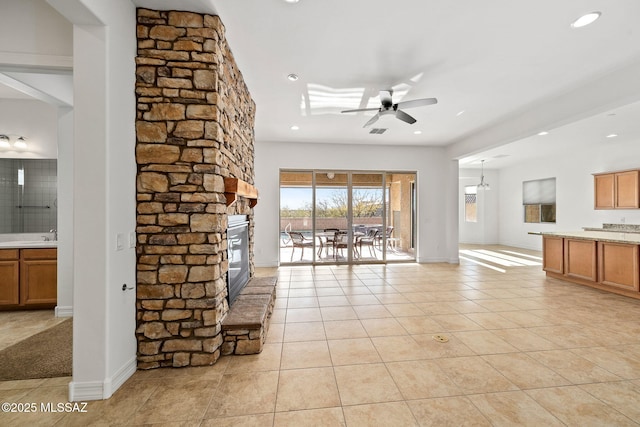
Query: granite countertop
0 241 58 249
582 226 640 234
541 230 640 244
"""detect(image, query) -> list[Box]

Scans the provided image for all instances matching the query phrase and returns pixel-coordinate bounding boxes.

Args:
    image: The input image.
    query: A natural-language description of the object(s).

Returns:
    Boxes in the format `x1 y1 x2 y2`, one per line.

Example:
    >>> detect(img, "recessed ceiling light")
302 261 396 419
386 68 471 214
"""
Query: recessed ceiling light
413 130 422 135
290 125 299 131
606 133 618 138
456 110 465 116
287 73 299 82
571 12 601 28
537 131 549 136
284 0 300 3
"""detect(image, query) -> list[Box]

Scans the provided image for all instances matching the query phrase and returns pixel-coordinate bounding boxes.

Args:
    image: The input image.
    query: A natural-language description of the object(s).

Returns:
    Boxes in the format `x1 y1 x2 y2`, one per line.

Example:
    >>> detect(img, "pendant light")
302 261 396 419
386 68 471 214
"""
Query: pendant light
476 160 490 190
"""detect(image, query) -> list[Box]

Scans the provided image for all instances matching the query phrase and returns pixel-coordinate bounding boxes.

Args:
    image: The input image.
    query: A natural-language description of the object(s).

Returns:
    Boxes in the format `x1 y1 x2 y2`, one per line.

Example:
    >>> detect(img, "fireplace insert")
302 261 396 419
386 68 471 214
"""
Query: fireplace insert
227 215 250 305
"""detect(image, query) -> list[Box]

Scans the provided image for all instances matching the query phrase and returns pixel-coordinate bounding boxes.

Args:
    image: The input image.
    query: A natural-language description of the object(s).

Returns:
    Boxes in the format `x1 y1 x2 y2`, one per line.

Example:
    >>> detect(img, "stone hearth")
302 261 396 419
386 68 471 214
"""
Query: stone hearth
134 8 256 369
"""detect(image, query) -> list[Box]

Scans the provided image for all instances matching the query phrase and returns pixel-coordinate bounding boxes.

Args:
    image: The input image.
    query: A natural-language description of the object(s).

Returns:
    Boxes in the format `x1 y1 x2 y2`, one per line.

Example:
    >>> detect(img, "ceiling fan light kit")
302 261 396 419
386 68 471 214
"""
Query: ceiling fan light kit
341 89 437 128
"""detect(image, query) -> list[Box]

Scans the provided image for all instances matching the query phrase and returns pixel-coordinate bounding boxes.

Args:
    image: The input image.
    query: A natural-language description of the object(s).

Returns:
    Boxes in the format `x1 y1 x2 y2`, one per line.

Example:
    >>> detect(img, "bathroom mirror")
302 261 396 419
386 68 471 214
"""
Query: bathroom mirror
0 159 57 233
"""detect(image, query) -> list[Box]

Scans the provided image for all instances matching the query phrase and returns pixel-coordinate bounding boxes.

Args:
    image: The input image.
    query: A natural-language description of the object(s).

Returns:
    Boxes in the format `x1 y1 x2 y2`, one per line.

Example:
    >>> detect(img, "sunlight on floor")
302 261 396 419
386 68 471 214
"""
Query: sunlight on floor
459 245 542 273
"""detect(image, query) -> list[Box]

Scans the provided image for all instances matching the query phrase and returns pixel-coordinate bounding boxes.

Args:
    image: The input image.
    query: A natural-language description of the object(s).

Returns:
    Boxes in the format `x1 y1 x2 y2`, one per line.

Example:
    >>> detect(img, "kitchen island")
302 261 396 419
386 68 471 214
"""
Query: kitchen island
541 225 640 298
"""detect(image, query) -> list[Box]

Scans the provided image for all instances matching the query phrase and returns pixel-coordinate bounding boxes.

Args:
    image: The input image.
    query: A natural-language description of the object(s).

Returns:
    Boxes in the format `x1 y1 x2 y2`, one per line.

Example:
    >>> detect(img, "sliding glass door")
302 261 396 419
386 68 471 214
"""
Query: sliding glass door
314 171 349 263
279 171 313 263
351 172 385 263
280 169 416 265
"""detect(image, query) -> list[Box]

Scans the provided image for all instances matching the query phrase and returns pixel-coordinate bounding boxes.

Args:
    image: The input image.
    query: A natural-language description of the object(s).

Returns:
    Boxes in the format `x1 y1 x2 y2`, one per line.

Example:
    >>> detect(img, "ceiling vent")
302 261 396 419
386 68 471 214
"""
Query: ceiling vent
369 128 387 134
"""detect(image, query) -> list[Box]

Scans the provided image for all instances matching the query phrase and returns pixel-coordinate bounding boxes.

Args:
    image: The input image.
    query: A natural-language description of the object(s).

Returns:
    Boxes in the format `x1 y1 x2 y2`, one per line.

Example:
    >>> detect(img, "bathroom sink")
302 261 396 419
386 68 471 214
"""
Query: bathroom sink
0 240 58 248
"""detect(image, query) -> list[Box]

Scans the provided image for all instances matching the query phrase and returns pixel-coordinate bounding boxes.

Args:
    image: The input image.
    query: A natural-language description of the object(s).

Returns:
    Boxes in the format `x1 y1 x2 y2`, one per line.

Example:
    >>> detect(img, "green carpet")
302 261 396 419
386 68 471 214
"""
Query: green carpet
0 318 72 381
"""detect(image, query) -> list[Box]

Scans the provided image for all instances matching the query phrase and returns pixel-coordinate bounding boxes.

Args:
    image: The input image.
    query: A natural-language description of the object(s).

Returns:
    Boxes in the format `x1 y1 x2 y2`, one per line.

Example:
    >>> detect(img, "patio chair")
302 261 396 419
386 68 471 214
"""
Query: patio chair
356 228 378 258
333 231 349 259
288 231 314 261
376 226 394 250
321 228 340 257
281 223 292 247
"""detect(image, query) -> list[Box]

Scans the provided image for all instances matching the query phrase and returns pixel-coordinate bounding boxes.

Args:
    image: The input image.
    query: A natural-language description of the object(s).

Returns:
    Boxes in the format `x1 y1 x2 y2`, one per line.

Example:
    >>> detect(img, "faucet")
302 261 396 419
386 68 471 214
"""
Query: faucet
50 229 58 241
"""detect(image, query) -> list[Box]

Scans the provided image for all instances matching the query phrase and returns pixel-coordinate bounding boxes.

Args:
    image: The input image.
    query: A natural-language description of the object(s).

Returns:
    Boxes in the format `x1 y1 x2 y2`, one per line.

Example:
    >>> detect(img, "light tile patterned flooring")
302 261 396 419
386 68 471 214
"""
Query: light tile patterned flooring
3 245 640 425
0 310 67 351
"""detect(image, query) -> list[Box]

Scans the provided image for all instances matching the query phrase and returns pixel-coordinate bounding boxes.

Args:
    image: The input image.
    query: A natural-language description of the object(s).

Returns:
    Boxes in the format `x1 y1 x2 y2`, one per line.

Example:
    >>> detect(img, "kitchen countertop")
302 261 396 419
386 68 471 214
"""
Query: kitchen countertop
540 230 640 245
0 241 58 249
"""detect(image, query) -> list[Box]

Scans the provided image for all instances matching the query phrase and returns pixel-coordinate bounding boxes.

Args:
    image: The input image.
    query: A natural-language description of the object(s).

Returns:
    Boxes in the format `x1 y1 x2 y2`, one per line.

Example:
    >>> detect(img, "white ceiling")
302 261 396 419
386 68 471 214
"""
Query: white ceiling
5 1 640 168
209 0 640 168
0 84 33 100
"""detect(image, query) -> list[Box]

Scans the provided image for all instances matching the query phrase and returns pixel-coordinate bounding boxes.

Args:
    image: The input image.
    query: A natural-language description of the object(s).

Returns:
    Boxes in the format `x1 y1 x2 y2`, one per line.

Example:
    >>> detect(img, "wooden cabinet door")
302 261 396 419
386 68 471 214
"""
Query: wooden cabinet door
564 239 597 281
542 236 563 274
594 173 615 209
20 256 57 307
0 260 20 306
598 242 639 291
615 170 640 209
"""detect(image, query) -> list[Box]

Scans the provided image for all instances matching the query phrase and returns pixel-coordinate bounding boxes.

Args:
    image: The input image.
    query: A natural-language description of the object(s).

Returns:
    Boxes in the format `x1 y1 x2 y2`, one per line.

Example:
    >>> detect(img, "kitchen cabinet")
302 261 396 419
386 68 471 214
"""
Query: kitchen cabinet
541 232 640 299
542 236 563 274
594 170 640 209
615 170 640 208
0 248 57 309
598 242 639 291
564 238 597 282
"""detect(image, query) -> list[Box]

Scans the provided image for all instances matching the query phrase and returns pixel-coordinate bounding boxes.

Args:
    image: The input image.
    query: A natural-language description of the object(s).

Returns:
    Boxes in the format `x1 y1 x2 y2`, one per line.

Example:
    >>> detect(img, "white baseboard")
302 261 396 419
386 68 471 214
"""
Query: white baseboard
104 357 137 399
55 305 73 318
417 257 451 263
69 357 137 401
69 380 104 402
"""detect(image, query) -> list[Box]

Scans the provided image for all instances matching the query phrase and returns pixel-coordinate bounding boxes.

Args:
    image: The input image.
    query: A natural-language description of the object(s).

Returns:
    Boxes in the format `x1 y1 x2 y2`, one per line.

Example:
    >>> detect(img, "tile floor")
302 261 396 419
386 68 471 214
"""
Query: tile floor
3 245 640 426
0 310 67 351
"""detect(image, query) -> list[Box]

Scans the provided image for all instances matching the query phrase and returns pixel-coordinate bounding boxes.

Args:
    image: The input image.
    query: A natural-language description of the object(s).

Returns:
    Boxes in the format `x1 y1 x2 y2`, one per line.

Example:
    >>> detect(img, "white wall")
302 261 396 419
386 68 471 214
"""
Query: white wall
498 138 640 250
0 99 59 159
56 107 73 317
254 141 460 266
48 0 137 401
459 168 499 245
0 0 72 64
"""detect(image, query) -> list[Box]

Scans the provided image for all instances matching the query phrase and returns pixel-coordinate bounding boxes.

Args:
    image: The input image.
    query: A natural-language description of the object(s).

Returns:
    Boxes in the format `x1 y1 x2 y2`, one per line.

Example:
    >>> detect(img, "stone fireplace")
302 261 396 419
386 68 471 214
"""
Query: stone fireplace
134 8 256 369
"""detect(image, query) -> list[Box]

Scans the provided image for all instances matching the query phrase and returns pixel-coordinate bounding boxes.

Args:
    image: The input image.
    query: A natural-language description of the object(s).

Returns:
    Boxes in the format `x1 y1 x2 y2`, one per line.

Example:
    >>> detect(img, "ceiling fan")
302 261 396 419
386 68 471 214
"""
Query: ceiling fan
341 90 437 127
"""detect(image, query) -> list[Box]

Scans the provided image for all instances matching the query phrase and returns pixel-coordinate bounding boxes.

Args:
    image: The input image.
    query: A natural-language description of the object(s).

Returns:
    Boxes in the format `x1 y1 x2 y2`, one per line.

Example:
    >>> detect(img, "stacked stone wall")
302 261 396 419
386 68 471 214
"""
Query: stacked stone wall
135 8 256 369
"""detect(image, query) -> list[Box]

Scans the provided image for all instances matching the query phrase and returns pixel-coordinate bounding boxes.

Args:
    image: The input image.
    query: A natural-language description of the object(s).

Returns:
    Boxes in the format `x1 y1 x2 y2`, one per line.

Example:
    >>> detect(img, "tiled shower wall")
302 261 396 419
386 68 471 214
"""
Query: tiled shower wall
0 160 12 232
0 159 57 233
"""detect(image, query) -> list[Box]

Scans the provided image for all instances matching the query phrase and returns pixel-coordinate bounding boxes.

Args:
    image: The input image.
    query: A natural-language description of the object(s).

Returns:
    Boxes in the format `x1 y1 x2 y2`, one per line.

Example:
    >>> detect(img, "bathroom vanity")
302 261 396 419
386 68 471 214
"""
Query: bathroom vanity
0 242 57 310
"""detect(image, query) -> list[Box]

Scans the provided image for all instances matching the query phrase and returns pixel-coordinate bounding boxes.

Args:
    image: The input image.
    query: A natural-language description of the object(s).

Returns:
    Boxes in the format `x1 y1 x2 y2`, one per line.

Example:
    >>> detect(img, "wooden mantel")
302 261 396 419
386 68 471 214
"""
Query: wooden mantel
224 177 258 207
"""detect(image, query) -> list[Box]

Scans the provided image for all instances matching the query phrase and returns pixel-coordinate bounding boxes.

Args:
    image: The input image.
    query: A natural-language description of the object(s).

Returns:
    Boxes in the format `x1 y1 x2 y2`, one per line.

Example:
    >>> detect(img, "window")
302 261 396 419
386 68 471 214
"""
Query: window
464 185 477 223
523 178 556 223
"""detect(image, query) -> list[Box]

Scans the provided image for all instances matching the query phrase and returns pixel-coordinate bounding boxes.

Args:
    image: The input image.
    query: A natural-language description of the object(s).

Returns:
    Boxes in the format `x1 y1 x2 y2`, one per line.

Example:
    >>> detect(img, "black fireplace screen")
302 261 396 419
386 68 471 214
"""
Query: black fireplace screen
227 215 250 305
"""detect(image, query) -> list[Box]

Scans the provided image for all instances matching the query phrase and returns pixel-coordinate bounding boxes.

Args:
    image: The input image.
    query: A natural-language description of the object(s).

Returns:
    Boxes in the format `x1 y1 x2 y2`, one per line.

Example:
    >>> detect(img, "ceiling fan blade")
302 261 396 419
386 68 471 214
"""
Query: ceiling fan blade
395 109 416 124
363 113 380 127
341 107 381 113
395 97 438 109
